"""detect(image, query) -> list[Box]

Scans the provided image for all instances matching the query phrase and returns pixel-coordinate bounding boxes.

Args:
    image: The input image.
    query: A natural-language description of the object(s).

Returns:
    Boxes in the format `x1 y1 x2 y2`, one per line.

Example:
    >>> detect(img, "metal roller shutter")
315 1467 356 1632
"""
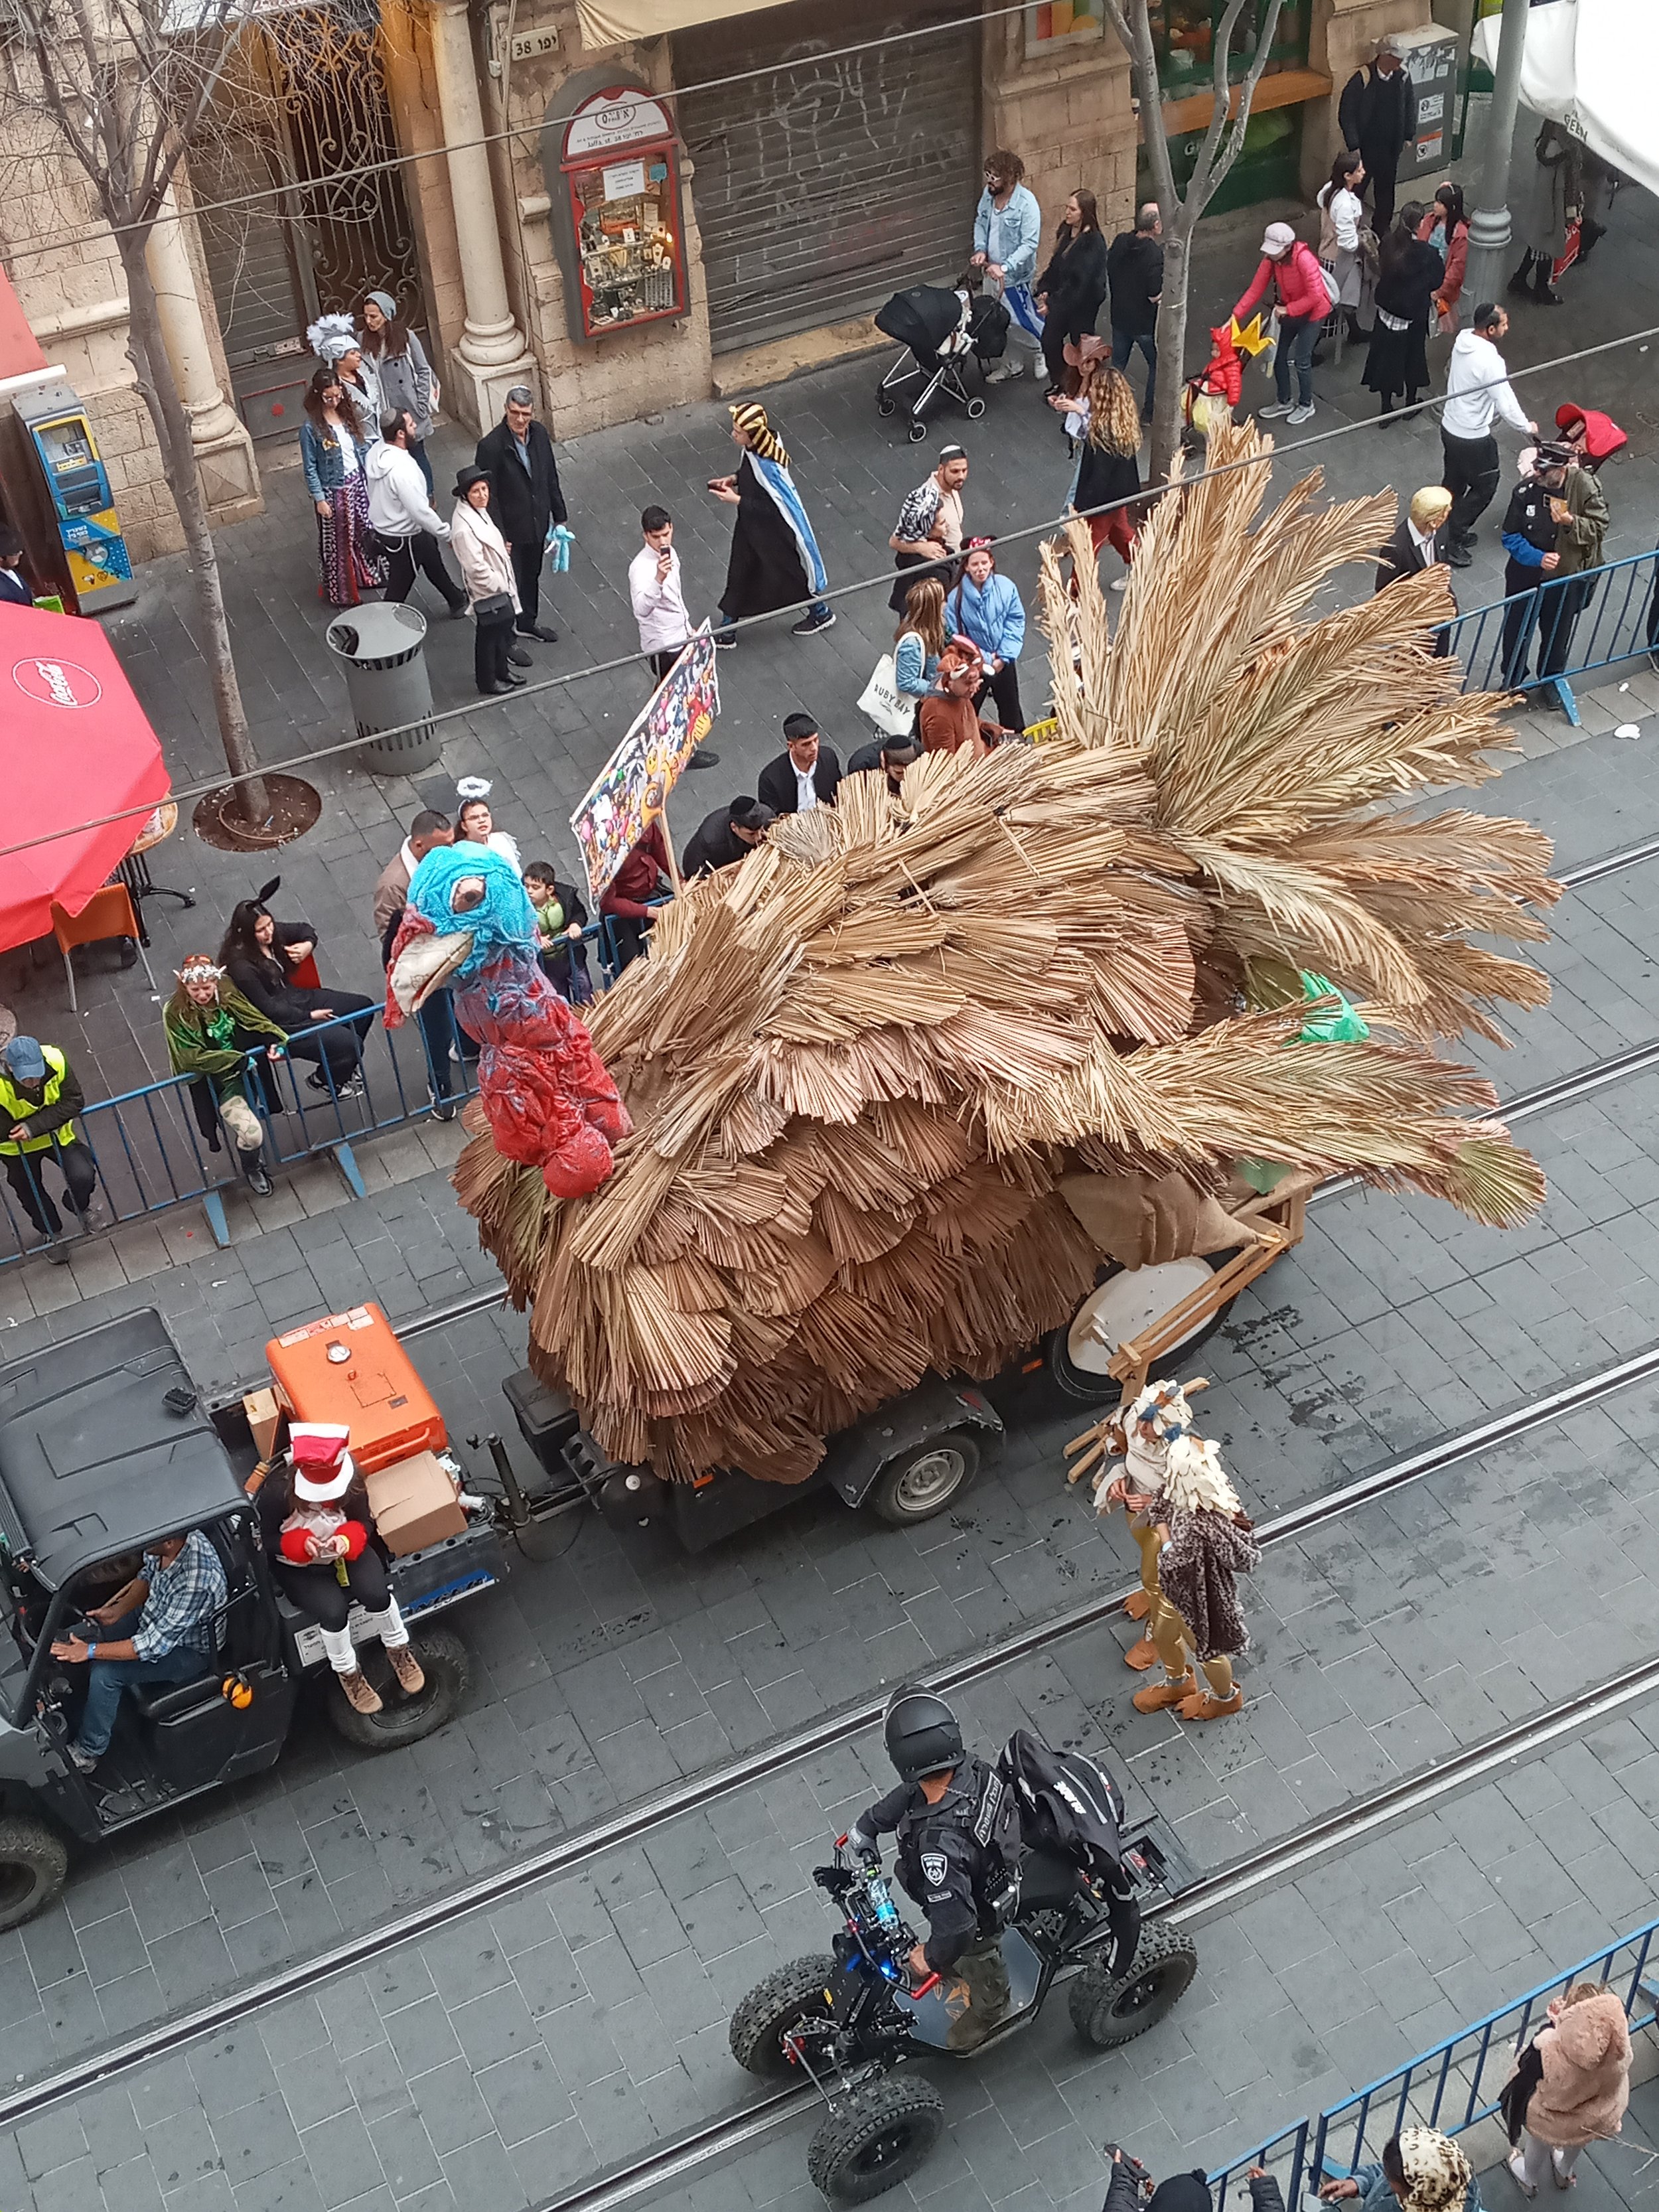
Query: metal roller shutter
674 0 982 354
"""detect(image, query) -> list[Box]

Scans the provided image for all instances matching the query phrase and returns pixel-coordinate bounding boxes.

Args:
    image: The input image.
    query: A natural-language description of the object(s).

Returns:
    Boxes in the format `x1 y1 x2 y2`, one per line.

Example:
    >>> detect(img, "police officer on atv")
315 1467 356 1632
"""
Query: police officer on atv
849 1686 1021 2050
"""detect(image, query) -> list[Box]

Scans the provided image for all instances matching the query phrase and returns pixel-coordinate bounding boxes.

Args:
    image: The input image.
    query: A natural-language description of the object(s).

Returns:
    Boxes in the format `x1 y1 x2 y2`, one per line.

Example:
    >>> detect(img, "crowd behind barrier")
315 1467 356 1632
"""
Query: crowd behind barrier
1209 1913 1659 2212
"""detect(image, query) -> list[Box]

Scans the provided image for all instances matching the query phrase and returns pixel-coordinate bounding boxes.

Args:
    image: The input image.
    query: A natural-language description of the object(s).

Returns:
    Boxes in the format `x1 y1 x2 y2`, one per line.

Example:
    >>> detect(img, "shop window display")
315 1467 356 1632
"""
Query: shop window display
1149 0 1308 96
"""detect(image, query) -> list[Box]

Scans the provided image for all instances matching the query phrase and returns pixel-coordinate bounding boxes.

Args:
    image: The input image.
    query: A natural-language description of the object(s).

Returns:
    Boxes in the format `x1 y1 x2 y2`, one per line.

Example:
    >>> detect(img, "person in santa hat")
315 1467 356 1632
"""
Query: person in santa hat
256 1424 423 1714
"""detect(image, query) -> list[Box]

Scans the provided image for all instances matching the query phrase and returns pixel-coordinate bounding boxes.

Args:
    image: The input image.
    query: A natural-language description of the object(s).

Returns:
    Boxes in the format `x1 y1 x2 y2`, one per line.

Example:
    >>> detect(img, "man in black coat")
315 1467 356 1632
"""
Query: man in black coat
1338 38 1418 234
682 798 775 878
757 714 842 814
474 385 567 643
1374 486 1454 656
846 735 921 794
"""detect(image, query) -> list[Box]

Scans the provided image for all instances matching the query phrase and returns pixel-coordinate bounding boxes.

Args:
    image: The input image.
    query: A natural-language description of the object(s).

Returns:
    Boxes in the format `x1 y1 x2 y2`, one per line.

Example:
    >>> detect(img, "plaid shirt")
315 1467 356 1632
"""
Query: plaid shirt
133 1530 226 1660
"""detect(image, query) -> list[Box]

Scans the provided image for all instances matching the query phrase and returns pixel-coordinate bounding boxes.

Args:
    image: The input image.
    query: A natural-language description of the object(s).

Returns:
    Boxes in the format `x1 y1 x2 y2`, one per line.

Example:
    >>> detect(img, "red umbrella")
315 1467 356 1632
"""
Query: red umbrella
0 601 171 950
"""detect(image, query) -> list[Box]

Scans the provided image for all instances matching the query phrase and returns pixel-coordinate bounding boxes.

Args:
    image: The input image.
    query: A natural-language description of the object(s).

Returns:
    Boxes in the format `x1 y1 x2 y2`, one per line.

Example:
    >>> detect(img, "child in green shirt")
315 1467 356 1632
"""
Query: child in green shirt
522 860 594 1005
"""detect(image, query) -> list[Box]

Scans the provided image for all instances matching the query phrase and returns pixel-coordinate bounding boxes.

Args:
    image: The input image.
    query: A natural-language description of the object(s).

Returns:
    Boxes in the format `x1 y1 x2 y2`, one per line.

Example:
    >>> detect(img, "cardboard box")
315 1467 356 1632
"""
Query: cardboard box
366 1449 467 1558
242 1386 283 1462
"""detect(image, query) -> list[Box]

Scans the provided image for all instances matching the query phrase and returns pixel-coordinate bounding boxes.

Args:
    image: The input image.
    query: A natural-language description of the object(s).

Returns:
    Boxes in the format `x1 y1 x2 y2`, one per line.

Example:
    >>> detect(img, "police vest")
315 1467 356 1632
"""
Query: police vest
0 1049 77 1156
897 1758 1021 1927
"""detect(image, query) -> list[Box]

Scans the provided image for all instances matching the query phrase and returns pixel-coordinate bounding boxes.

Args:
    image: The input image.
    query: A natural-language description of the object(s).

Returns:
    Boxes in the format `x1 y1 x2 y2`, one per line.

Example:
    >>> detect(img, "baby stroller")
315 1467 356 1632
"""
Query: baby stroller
875 283 1010 442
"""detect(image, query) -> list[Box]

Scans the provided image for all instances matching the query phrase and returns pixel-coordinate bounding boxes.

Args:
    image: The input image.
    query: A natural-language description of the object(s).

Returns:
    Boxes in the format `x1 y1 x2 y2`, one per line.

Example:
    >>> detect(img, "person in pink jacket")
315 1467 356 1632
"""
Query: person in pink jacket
1232 220 1329 426
1507 1982 1632 2196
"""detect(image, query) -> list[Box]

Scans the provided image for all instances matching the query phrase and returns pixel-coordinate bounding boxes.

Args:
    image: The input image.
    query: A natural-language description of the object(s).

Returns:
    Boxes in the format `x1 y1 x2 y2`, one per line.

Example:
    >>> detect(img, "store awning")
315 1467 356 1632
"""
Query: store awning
1472 0 1659 198
0 602 171 952
577 0 778 47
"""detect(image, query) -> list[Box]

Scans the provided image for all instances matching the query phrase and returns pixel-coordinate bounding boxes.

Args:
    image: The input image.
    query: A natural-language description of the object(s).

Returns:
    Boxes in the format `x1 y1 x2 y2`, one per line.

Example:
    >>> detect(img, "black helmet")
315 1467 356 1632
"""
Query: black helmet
884 1686 963 1783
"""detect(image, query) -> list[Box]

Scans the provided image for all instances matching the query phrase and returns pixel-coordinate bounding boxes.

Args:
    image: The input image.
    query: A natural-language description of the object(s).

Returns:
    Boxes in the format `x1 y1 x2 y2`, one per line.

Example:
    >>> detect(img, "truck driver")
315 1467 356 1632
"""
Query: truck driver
49 1529 228 1771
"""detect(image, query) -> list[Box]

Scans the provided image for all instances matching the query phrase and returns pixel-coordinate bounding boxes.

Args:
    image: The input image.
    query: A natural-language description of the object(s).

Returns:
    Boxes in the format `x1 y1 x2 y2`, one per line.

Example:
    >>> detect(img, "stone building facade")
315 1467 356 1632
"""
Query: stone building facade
1 0 1426 562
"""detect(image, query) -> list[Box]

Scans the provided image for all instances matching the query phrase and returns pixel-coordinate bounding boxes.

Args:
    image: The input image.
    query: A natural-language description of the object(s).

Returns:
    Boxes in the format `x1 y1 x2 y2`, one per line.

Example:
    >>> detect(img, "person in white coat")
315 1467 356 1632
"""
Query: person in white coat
366 412 466 615
449 466 524 696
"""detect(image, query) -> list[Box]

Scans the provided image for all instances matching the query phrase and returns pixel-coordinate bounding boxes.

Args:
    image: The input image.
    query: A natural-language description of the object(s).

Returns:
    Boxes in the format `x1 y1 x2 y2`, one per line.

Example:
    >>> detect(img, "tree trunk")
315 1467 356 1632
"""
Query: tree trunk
1149 230 1192 484
117 231 269 828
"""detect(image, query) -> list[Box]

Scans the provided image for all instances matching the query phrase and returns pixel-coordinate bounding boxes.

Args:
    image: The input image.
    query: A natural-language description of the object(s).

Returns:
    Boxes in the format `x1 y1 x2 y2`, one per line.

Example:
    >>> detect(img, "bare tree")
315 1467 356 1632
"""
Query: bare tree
6 0 269 822
1100 0 1287 481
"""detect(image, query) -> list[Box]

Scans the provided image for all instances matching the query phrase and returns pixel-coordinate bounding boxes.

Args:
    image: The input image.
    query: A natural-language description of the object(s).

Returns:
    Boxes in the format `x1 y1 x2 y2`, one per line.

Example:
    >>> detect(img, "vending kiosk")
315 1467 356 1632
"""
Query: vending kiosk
543 76 689 345
12 379 136 612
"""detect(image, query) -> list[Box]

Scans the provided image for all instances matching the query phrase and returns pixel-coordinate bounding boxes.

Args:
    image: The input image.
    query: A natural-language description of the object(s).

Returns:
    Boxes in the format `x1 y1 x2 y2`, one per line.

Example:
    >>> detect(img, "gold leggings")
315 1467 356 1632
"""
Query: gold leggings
1148 1591 1234 1696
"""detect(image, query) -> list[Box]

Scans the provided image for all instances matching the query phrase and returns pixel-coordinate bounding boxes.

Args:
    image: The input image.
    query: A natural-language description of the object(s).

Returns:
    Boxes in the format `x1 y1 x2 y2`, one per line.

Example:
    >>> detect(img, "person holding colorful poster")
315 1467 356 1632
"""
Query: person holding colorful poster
709 404 834 644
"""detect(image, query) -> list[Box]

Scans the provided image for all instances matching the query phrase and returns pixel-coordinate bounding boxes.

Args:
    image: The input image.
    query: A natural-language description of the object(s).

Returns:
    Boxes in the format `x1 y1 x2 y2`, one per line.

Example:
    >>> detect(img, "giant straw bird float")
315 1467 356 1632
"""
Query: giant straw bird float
419 425 1557 1487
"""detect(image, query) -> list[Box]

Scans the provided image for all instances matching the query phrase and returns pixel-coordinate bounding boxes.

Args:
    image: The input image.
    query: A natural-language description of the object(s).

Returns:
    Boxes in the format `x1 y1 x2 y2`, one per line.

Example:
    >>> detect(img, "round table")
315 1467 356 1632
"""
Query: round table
116 800 194 940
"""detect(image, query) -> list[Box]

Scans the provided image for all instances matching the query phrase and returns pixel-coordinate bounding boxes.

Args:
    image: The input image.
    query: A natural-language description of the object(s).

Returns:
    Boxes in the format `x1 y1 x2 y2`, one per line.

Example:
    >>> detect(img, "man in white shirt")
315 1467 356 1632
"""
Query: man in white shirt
626 504 717 767
1438 305 1537 570
366 411 467 614
628 506 693 684
757 715 843 816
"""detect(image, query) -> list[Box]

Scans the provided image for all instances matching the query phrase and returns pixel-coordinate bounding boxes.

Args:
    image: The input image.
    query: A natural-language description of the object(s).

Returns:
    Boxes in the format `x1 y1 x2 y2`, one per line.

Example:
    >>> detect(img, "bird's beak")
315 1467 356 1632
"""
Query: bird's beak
390 930 473 1016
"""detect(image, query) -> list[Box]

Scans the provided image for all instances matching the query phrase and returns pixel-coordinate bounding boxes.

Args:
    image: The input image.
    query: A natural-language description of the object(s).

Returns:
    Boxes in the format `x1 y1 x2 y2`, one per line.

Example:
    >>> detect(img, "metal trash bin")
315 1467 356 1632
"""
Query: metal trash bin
325 602 441 775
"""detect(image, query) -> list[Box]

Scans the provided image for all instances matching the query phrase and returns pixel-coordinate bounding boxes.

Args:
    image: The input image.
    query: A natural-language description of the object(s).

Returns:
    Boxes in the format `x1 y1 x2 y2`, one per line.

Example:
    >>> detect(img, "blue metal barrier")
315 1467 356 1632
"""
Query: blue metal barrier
1208 1913 1659 2210
1445 548 1658 727
0 919 618 1268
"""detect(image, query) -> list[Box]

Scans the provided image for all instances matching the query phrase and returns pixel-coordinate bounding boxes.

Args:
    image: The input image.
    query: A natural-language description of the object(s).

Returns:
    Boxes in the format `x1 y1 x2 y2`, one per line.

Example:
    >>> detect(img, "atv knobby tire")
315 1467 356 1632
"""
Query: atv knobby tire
728 1953 837 2077
1068 1920 1197 2048
808 2073 946 2204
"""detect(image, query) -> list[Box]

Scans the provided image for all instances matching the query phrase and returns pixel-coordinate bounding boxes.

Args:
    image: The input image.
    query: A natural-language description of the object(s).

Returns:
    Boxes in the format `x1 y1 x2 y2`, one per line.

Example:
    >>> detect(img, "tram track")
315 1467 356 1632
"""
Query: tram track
545 1653 1659 2212
9 1334 1659 2136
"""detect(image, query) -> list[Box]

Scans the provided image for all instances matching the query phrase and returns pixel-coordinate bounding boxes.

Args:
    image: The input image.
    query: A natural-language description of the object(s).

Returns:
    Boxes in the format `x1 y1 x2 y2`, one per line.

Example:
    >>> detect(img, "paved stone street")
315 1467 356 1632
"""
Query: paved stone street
2 127 1658 2212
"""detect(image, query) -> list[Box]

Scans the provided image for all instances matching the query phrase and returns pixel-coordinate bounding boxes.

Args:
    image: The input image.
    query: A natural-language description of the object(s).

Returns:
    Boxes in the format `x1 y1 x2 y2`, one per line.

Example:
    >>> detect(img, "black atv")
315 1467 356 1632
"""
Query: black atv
729 1739 1198 2205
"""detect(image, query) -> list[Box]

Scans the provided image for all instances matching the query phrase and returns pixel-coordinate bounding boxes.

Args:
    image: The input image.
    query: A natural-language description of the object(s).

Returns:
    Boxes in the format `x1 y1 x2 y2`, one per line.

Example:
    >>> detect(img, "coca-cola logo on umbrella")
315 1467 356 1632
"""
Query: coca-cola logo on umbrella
13 655 103 709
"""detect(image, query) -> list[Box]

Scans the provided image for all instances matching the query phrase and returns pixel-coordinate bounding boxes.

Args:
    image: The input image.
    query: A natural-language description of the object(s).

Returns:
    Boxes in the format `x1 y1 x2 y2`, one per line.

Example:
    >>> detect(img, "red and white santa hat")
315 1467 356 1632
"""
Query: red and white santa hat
290 1424 355 1503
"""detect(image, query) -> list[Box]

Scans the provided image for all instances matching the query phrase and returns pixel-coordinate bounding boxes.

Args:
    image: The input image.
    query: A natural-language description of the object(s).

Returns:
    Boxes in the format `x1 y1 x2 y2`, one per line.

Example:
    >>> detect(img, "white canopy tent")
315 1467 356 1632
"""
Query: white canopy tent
1472 0 1659 197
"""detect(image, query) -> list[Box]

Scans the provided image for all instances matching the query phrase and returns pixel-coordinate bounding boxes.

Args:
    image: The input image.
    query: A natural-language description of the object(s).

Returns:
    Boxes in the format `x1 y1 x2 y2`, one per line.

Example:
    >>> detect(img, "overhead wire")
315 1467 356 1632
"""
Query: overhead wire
8 0 1066 265
1 317 1652 871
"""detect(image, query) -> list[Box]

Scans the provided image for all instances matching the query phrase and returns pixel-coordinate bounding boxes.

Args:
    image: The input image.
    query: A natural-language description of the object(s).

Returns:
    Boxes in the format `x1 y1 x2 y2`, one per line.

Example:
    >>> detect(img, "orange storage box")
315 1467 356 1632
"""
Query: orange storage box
265 1305 447 1473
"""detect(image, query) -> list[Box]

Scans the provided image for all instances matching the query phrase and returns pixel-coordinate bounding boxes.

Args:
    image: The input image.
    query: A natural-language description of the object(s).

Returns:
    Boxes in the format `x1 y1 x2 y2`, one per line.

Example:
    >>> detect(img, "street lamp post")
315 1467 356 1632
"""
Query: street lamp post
1463 0 1533 311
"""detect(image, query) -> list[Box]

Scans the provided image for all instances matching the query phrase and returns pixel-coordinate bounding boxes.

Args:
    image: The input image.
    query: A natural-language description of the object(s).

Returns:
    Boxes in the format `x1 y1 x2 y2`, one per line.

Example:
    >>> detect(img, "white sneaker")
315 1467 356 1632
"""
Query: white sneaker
1508 2152 1537 2201
985 360 1024 383
1286 404 1316 425
1258 401 1293 419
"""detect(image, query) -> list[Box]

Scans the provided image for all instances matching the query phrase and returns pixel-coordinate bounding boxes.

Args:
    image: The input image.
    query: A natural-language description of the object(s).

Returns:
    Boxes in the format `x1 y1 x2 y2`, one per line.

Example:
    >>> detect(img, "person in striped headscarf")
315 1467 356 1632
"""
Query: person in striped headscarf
708 402 834 643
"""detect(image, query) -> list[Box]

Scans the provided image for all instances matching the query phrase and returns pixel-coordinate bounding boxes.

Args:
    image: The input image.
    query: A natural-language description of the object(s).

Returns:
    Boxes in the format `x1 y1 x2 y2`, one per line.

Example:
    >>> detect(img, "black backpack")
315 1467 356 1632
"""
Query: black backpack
999 1730 1141 1970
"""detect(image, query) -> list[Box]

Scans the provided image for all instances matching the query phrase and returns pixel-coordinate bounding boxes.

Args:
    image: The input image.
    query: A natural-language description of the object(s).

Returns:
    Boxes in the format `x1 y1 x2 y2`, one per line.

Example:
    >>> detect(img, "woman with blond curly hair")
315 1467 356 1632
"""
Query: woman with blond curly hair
1072 359 1144 581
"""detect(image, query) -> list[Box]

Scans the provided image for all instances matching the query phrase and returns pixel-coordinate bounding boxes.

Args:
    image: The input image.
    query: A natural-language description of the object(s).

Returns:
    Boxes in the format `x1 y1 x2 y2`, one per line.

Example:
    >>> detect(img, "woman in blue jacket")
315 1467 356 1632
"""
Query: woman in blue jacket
892 577 948 723
946 538 1027 733
298 366 383 607
1319 2128 1482 2212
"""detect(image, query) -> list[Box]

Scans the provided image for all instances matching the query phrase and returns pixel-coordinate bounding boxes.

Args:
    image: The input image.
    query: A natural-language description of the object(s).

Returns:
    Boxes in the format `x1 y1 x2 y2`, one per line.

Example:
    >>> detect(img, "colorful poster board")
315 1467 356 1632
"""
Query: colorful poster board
569 625 719 899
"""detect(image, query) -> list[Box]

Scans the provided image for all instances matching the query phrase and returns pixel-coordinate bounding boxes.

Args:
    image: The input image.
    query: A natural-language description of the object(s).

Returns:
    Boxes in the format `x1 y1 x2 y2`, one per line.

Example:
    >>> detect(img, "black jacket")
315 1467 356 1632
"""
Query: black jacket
1375 515 1449 593
1501 477 1558 577
1106 231 1163 336
474 418 568 548
757 745 842 816
1374 238 1443 326
226 922 324 1031
1338 64 1417 163
1037 227 1110 340
851 1756 1020 1973
682 804 758 877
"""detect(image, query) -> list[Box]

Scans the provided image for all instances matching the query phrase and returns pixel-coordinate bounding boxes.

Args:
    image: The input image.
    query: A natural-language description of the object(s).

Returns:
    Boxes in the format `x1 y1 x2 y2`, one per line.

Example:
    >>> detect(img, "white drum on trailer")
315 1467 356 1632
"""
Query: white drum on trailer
1064 1258 1220 1375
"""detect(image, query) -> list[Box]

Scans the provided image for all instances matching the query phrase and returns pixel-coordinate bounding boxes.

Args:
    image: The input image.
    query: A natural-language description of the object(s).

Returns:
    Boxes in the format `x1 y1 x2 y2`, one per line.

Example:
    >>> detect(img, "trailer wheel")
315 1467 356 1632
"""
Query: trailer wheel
808 2073 945 2203
1068 1921 1197 2047
326 1625 469 1750
867 1432 980 1525
1049 1257 1235 1403
0 1814 67 1930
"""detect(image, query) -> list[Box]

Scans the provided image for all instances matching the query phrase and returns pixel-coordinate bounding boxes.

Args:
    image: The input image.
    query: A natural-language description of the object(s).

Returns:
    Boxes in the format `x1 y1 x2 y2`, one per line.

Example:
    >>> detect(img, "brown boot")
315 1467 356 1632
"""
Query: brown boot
1132 1673 1196 1713
386 1643 425 1695
1123 1588 1151 1622
1122 1633 1160 1672
338 1668 382 1715
1177 1684 1244 1722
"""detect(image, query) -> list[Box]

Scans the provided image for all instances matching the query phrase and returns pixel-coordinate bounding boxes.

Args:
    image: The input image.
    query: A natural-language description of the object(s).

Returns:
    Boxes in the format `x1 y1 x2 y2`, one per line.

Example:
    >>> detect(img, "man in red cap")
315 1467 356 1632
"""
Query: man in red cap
259 1424 424 1715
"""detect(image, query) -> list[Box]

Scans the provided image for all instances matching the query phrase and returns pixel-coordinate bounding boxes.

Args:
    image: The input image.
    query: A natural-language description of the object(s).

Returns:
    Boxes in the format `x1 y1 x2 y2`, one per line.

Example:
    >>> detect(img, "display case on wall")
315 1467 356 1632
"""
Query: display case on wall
541 78 689 344
1149 0 1309 97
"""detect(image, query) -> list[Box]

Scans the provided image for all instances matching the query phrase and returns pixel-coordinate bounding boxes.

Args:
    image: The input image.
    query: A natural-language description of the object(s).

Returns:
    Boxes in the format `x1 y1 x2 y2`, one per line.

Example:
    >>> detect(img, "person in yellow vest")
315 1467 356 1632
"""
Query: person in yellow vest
0 1036 97 1259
